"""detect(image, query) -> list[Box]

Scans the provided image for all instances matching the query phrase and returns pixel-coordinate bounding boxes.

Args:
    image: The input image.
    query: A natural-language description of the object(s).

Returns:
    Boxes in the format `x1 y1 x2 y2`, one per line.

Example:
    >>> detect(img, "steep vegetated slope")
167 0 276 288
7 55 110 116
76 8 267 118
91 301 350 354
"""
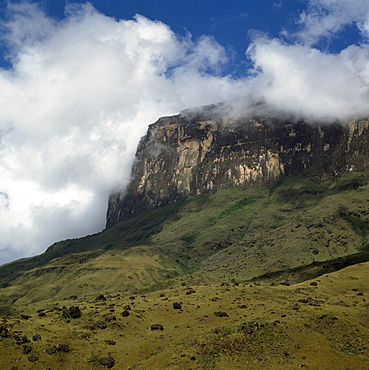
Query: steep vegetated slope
1 171 369 309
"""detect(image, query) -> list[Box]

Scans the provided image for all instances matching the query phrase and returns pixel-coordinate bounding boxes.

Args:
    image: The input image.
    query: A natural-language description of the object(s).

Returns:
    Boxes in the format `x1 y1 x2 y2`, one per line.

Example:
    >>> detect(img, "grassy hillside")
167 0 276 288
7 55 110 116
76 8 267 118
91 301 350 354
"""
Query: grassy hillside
1 172 369 368
1 262 369 369
1 172 369 309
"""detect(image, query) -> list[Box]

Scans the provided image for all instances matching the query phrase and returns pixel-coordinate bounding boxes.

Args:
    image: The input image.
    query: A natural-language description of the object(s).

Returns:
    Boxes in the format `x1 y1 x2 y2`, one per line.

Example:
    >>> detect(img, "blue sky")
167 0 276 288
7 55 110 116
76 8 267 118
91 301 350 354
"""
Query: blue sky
0 0 369 265
0 1 363 74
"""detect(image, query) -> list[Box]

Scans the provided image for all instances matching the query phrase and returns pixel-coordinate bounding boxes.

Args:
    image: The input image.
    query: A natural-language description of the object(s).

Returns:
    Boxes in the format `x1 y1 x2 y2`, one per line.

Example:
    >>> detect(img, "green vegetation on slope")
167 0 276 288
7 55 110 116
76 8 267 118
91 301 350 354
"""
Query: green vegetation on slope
1 172 369 308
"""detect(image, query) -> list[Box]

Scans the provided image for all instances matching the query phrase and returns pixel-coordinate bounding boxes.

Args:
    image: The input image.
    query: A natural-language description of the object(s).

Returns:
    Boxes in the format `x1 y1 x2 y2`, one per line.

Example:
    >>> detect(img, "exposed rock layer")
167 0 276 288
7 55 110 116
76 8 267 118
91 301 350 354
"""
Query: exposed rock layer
107 106 369 228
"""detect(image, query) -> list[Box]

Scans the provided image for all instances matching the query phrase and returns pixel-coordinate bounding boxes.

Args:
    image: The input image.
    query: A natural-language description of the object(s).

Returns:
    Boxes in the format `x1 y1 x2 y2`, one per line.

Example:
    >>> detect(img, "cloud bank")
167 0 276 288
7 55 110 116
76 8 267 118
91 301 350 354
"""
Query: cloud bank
1 0 369 265
243 0 369 122
0 2 249 264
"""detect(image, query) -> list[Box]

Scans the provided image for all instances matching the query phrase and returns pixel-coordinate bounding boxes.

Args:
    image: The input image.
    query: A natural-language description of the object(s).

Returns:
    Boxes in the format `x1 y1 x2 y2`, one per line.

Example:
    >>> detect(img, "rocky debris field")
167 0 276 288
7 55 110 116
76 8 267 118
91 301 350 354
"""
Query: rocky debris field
1 264 369 369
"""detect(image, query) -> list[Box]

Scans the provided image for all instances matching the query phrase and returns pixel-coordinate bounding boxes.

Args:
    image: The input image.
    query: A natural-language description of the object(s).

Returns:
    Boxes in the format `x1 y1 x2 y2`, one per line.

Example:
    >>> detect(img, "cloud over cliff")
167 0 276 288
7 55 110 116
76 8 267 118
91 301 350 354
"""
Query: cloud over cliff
0 0 369 264
0 2 249 264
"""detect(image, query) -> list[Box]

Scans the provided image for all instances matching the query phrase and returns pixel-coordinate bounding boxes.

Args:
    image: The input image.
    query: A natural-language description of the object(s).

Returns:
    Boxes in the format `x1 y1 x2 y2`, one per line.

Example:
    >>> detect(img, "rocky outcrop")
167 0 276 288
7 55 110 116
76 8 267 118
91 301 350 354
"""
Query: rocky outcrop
106 104 369 228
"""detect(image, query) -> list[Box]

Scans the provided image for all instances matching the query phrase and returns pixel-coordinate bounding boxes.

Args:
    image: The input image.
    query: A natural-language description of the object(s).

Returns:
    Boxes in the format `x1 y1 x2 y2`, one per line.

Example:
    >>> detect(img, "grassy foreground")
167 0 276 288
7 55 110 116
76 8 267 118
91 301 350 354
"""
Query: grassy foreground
1 262 369 369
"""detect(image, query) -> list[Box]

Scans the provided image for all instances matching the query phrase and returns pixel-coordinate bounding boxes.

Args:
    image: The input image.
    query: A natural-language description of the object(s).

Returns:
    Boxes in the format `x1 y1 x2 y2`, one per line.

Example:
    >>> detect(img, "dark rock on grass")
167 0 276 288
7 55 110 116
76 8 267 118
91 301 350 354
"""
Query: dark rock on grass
100 355 115 368
47 343 70 354
241 322 264 334
28 355 38 362
20 315 31 320
69 306 81 319
121 310 130 317
96 294 106 301
55 344 70 352
63 306 81 319
32 334 41 341
185 289 196 295
151 324 164 331
173 302 182 310
123 305 131 311
214 311 229 317
0 325 9 338
96 320 107 329
38 312 46 317
14 335 29 344
105 315 117 322
23 345 32 354
310 281 318 286
105 340 116 345
46 347 57 354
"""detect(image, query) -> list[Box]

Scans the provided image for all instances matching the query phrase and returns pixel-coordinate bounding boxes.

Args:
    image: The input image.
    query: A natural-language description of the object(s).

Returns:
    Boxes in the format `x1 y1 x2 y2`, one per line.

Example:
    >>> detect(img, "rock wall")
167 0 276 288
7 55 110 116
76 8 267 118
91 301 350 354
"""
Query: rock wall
106 106 369 228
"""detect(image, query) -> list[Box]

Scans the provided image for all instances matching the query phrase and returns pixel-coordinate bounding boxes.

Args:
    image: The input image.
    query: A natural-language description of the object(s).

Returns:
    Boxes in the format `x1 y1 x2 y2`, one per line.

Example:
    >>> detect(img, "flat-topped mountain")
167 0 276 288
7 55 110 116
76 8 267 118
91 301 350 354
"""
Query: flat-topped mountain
107 103 369 227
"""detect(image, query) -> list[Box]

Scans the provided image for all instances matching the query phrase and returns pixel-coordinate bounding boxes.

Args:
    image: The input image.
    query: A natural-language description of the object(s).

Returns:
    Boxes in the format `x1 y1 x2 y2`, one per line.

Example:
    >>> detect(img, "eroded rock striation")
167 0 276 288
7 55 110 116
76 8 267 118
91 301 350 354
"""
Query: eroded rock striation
106 104 369 228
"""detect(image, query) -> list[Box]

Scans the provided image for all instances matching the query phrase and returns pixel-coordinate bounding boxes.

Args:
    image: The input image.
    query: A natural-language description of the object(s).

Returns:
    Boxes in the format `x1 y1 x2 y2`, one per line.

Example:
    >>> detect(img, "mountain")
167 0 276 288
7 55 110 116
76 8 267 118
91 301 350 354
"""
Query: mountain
107 103 369 227
2 103 369 369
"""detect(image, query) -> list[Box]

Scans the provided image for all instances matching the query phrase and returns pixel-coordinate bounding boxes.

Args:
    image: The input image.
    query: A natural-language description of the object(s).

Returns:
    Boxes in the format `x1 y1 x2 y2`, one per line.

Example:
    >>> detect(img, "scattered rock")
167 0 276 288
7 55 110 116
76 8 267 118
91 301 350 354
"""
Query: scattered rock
123 305 131 310
14 335 29 344
186 289 196 295
32 334 41 341
96 320 107 329
241 322 264 334
173 302 182 310
47 343 69 354
100 355 115 368
23 345 32 354
46 347 57 355
333 300 348 307
105 340 116 345
55 344 70 352
63 306 81 319
69 306 82 318
20 315 31 320
121 310 130 317
310 282 318 286
151 324 164 331
214 311 229 317
0 325 9 338
105 315 117 322
28 355 38 362
96 294 106 301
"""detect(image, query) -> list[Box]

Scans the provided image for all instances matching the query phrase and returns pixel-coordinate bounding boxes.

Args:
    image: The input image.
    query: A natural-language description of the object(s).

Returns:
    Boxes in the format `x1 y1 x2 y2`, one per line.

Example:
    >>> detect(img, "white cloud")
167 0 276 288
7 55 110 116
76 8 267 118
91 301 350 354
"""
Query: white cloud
247 37 369 121
0 2 249 265
296 0 369 45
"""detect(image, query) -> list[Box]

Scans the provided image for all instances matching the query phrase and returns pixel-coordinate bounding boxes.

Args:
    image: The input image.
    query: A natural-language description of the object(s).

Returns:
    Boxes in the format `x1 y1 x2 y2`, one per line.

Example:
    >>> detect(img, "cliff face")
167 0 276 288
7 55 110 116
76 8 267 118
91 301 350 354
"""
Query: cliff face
106 105 369 228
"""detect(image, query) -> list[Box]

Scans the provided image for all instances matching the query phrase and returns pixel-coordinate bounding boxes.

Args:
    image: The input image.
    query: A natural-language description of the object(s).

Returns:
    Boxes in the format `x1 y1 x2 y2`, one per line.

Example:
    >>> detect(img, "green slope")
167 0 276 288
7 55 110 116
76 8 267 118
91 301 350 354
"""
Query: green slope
1 172 369 309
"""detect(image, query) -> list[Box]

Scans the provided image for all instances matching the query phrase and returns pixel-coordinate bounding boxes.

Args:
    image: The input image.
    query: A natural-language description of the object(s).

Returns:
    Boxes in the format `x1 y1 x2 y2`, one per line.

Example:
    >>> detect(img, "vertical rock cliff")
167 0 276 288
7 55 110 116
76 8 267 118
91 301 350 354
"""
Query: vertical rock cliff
106 105 369 228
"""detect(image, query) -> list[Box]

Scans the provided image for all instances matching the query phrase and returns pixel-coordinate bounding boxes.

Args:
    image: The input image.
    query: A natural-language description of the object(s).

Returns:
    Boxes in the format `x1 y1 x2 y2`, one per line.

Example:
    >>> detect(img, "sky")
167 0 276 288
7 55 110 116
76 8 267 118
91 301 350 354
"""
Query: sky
0 0 369 265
